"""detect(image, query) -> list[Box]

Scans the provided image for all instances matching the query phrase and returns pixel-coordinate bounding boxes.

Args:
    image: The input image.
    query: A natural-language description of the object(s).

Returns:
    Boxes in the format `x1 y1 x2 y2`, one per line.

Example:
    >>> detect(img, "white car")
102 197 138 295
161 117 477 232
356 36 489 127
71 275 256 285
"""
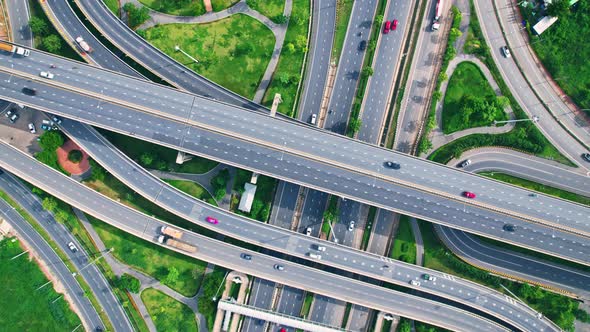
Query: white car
501 46 511 58
305 227 312 236
410 279 421 286
39 71 54 79
28 123 36 134
67 241 78 252
348 220 355 231
310 113 317 125
460 159 472 168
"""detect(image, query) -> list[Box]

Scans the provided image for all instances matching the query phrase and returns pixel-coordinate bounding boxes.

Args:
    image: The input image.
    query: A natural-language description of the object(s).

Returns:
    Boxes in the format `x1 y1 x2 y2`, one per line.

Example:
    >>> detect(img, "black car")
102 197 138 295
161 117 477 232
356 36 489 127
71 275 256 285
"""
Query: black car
22 87 37 96
582 153 590 162
385 161 401 169
503 224 516 232
240 253 252 260
358 40 367 51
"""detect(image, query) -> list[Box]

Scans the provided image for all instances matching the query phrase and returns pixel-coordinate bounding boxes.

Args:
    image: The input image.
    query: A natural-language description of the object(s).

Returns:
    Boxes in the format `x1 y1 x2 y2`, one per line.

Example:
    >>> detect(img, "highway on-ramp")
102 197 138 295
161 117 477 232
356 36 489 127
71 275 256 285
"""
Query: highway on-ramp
0 141 511 332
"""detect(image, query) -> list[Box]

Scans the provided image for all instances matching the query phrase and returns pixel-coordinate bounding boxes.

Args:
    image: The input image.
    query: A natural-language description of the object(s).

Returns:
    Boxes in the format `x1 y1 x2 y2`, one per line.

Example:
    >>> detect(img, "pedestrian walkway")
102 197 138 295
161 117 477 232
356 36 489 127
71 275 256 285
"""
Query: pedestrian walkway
74 208 209 332
429 55 515 151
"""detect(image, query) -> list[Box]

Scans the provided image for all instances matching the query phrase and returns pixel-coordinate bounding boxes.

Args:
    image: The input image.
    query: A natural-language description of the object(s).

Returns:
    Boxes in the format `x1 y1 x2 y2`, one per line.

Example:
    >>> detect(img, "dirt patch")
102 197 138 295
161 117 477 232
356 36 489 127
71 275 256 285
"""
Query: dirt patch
57 140 90 175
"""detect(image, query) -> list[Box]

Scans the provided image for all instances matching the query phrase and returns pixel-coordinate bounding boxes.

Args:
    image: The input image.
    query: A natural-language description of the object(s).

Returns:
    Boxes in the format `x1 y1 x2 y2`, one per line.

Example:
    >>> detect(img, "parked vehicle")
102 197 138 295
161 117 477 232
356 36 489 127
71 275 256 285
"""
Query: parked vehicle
28 123 36 134
9 113 19 123
582 153 590 162
305 227 312 236
41 124 50 131
4 109 13 117
310 113 317 125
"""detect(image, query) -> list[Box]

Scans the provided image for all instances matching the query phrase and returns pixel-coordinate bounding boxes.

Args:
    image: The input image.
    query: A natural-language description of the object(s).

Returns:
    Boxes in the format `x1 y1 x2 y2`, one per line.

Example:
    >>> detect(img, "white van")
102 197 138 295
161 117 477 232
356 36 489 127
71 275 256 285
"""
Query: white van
310 114 317 125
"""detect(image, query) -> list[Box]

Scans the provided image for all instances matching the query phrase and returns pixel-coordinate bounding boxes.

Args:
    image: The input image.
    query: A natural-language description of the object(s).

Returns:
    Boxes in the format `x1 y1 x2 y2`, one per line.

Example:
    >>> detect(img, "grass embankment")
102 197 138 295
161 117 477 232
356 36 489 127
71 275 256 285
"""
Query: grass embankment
103 0 120 14
88 215 206 296
142 14 275 99
164 179 215 204
520 2 590 117
211 0 240 12
422 2 570 166
389 216 416 264
138 0 206 16
442 61 508 133
0 238 81 331
332 0 354 62
99 130 218 174
261 0 310 117
418 220 581 331
247 0 285 22
231 169 277 222
141 288 198 332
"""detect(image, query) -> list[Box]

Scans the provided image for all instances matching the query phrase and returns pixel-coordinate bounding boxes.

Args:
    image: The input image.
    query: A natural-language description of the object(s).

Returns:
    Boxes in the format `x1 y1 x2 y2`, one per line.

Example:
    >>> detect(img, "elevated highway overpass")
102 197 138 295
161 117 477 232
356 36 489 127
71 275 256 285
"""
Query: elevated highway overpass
0 141 518 332
0 50 589 266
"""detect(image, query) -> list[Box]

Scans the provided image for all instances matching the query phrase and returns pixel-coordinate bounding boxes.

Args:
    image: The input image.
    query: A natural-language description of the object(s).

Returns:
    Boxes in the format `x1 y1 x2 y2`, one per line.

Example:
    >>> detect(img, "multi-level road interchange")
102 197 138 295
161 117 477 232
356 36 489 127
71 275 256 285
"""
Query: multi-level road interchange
1 49 589 261
0 0 588 328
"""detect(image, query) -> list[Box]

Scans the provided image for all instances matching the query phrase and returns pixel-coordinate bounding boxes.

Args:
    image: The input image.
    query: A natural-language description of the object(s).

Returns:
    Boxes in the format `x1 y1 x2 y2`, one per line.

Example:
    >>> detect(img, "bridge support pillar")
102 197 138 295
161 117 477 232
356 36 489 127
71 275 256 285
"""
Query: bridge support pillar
175 151 193 165
270 93 282 117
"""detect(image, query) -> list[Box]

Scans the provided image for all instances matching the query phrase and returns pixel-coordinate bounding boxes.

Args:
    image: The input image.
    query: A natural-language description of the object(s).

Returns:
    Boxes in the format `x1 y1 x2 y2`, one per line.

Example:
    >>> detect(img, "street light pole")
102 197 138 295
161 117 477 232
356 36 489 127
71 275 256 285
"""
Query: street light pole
212 270 230 301
73 247 113 277
175 45 199 63
494 115 539 125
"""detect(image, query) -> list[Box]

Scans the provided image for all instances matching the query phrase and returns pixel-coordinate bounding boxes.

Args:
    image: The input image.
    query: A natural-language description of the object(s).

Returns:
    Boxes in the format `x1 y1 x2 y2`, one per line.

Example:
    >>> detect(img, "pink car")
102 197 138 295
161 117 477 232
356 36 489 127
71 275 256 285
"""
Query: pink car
206 216 219 224
383 21 391 34
463 191 476 199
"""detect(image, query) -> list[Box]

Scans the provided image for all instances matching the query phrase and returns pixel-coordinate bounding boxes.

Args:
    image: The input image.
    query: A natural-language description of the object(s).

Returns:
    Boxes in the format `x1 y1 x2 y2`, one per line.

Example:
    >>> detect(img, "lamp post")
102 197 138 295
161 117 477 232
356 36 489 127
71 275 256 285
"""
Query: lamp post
175 45 199 63
494 115 539 125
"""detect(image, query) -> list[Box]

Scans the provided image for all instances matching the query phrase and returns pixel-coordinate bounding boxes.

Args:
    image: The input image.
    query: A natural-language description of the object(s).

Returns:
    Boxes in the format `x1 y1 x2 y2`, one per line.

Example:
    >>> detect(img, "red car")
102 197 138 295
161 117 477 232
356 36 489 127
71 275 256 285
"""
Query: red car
279 328 287 332
392 19 399 30
463 191 476 199
383 20 391 34
206 216 219 224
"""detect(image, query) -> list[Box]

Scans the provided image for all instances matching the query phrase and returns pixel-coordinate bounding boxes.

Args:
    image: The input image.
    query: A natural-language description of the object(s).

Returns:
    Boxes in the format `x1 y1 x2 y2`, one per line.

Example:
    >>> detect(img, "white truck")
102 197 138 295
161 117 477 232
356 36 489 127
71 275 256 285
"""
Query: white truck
0 41 30 56
157 225 197 253
75 36 93 53
431 0 444 31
